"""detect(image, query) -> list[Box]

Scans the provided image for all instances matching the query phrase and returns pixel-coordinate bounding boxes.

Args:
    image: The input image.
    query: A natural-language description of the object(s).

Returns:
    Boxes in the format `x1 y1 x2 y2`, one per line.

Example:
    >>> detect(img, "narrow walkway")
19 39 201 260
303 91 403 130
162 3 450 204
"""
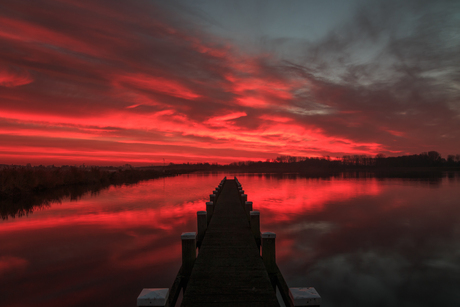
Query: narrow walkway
181 179 279 307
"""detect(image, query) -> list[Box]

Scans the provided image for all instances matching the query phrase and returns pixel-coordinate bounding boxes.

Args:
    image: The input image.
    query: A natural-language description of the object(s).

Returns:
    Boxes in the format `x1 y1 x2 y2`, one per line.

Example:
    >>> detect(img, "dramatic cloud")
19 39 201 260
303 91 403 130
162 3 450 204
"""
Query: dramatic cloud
0 0 458 165
0 65 33 87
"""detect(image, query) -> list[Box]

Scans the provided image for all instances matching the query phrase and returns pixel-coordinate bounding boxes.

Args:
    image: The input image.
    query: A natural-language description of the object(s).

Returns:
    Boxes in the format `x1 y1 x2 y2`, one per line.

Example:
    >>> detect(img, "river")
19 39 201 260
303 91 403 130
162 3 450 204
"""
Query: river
1 172 460 307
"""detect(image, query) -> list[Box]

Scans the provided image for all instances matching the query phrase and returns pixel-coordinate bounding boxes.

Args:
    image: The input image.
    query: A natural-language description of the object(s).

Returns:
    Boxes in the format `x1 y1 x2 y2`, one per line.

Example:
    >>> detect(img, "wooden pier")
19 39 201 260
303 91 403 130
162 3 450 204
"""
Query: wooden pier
182 178 278 306
137 177 321 307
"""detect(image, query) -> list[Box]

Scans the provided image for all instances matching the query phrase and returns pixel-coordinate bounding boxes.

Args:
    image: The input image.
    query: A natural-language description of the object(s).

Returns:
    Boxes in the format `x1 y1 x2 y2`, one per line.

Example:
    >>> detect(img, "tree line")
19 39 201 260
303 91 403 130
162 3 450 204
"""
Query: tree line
220 151 460 169
2 151 458 198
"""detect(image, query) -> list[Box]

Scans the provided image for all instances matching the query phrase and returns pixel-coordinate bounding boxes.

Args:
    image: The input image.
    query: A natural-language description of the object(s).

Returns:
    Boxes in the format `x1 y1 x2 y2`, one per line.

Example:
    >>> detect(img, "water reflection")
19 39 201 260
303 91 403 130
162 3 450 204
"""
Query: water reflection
1 173 460 307
0 184 109 220
240 174 460 307
0 174 221 307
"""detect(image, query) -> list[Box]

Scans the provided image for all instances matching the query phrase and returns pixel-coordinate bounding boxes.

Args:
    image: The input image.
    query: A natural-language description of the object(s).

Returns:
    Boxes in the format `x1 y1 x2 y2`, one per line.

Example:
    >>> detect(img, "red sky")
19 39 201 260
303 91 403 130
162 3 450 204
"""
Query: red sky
0 0 459 165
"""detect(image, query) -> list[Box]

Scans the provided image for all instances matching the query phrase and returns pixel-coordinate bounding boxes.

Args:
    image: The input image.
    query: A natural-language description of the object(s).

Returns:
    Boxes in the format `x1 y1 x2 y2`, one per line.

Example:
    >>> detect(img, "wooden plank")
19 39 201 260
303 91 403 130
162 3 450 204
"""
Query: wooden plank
181 180 279 307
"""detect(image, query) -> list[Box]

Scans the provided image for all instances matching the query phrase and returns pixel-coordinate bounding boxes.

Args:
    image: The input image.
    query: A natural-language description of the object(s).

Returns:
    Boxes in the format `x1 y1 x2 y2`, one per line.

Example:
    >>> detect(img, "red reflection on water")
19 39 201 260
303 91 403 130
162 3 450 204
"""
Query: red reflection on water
236 175 460 307
0 199 205 233
241 176 382 224
3 174 459 307
0 255 28 276
236 176 383 267
0 175 225 307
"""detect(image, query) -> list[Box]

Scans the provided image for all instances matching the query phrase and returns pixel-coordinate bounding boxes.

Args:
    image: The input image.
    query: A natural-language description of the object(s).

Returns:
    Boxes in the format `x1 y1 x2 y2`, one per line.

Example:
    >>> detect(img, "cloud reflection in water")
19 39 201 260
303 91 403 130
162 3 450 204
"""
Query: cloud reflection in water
1 173 460 306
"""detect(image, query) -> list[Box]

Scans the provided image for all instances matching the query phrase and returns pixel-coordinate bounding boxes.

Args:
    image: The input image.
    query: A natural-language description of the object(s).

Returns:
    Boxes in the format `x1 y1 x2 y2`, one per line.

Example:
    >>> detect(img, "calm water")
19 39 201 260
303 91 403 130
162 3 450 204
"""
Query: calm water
1 173 460 307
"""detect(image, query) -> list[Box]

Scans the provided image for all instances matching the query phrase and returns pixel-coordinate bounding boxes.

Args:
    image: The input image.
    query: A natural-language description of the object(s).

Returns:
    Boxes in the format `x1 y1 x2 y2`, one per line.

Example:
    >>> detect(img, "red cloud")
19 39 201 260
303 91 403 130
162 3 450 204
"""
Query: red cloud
0 16 104 57
0 66 33 87
115 74 200 100
0 0 456 165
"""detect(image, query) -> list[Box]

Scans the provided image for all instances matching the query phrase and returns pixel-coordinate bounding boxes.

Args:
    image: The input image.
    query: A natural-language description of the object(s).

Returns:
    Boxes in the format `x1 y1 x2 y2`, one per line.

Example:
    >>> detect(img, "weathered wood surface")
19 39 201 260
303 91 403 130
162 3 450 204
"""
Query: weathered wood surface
181 179 279 307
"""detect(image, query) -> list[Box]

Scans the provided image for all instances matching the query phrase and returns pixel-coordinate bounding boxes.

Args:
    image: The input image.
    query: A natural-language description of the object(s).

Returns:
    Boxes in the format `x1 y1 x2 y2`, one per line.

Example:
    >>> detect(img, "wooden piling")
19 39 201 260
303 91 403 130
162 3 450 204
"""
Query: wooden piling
197 211 207 246
289 287 322 306
137 288 169 307
250 211 261 249
262 232 276 274
206 201 214 225
245 201 253 217
181 232 196 276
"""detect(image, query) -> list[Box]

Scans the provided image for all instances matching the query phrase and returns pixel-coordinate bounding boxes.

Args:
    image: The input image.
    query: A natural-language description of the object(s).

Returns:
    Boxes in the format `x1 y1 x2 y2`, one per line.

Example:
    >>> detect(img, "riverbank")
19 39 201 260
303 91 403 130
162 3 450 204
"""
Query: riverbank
0 166 195 219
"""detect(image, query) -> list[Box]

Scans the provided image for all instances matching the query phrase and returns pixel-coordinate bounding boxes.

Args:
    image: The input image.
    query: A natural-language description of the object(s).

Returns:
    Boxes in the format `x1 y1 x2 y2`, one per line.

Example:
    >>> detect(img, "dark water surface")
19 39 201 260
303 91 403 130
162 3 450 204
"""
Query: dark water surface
1 173 460 307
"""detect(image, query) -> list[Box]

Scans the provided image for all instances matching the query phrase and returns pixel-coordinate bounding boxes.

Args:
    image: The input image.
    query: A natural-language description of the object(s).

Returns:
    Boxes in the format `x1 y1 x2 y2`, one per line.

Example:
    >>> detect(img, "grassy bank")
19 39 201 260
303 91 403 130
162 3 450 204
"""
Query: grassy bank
0 166 194 219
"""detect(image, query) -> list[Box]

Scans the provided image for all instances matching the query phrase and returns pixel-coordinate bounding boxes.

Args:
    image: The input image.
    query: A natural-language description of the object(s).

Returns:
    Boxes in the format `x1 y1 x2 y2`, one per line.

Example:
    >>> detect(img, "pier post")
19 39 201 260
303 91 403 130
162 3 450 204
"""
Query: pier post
137 288 169 306
241 194 247 203
245 201 253 217
250 211 261 249
289 287 321 306
262 232 276 274
197 211 207 246
181 232 196 276
206 201 214 225
210 194 216 202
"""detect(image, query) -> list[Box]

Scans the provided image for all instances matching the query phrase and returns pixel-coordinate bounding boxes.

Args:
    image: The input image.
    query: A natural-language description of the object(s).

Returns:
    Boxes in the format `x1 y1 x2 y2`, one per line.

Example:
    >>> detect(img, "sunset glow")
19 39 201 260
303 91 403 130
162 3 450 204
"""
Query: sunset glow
1 0 459 165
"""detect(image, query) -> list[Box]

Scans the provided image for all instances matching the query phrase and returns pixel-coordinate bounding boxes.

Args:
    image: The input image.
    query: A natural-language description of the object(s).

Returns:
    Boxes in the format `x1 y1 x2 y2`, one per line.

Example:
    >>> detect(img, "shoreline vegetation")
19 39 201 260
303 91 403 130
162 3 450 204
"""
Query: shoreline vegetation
168 151 460 176
1 151 459 219
0 166 194 219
